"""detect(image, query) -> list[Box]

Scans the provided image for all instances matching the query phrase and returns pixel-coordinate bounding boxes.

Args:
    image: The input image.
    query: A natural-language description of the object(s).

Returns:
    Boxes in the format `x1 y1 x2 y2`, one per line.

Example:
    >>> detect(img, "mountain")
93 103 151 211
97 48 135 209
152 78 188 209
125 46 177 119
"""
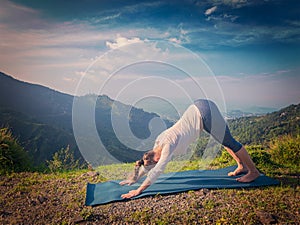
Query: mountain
228 103 300 145
0 108 78 164
1 71 299 166
0 72 172 166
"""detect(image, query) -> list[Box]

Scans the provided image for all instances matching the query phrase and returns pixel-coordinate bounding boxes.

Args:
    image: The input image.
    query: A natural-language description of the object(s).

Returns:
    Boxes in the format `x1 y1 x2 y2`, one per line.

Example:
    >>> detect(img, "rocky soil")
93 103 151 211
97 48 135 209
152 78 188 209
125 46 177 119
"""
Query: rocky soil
0 171 299 224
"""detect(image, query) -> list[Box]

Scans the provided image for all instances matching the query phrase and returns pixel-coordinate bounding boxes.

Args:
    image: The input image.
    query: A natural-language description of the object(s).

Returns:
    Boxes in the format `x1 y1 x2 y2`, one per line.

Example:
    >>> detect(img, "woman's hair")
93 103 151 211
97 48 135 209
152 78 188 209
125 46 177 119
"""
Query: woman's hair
136 159 144 166
130 150 156 181
131 160 143 181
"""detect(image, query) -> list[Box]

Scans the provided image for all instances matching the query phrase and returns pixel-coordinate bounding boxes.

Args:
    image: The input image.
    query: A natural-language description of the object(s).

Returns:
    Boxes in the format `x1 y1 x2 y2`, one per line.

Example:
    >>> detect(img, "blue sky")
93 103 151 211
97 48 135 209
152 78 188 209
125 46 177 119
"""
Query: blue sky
0 0 299 113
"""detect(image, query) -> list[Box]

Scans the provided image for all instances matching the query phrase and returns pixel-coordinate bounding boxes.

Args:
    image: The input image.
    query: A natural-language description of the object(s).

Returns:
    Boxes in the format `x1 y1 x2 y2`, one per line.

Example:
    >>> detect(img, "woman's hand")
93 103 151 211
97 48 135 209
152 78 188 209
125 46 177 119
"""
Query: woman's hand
121 189 141 199
119 179 135 186
120 181 150 199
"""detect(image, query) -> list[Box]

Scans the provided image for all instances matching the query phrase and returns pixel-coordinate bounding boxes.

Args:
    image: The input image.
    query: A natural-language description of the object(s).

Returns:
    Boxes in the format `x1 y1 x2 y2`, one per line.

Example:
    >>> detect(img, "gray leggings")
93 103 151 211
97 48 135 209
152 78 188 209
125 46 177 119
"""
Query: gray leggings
194 99 242 152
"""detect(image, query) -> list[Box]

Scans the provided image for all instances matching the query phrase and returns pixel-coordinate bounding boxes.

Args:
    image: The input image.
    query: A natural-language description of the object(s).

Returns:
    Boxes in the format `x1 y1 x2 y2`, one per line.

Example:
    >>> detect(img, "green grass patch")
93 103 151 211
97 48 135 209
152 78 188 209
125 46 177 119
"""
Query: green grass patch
0 138 299 224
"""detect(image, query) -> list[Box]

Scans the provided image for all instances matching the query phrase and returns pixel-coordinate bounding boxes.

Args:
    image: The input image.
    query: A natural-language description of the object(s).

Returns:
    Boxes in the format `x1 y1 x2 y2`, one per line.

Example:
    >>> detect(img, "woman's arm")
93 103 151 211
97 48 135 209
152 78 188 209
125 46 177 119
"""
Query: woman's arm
121 144 172 199
119 161 147 185
120 179 151 199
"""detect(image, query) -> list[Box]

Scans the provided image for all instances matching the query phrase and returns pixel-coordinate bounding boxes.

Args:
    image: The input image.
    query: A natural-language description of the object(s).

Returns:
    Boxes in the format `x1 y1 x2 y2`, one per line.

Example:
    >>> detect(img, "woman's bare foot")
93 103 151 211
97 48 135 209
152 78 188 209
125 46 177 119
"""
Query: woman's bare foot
228 166 248 176
236 170 260 183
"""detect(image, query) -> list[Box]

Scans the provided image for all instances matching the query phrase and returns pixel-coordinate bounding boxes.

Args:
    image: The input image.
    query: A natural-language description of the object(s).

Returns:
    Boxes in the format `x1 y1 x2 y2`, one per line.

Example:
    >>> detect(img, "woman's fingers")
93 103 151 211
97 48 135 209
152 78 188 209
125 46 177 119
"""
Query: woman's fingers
119 180 135 186
119 180 130 185
121 192 133 199
121 190 140 199
119 181 126 185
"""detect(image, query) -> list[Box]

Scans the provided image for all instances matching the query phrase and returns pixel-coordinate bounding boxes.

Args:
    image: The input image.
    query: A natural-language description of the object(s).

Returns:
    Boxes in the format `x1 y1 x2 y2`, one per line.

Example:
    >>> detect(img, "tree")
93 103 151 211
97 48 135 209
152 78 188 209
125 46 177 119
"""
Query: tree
47 145 80 172
269 134 300 174
0 127 31 174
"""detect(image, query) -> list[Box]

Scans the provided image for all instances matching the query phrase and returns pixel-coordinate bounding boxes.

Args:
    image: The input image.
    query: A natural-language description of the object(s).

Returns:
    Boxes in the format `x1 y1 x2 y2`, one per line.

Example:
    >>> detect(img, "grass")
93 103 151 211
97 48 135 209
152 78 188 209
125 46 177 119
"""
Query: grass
0 149 299 224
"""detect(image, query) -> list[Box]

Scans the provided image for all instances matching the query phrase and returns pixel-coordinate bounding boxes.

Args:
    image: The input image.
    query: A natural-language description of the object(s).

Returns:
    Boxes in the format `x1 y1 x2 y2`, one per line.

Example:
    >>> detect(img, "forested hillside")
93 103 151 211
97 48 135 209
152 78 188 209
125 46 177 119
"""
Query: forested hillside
228 103 300 145
0 109 79 164
0 72 171 166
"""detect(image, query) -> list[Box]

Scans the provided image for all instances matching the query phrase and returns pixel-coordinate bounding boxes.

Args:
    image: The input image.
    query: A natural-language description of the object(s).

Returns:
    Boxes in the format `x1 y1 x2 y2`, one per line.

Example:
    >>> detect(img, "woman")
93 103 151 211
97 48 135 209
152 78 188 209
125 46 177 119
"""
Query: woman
120 99 260 199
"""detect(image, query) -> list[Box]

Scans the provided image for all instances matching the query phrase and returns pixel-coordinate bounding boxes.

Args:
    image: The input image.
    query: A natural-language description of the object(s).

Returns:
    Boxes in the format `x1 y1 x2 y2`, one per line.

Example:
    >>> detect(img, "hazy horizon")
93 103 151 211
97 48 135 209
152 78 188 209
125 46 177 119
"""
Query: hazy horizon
1 70 287 121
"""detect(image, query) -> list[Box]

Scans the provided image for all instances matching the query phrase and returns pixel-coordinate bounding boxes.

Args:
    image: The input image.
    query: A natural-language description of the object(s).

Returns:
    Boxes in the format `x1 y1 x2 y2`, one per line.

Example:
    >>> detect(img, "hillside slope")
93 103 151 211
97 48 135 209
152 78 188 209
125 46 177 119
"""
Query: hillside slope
0 71 298 165
228 103 300 145
0 72 171 165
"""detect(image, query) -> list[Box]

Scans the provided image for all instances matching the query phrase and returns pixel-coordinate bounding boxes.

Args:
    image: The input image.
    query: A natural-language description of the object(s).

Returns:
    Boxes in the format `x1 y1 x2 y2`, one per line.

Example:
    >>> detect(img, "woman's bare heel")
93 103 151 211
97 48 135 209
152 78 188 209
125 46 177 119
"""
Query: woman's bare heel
236 170 260 182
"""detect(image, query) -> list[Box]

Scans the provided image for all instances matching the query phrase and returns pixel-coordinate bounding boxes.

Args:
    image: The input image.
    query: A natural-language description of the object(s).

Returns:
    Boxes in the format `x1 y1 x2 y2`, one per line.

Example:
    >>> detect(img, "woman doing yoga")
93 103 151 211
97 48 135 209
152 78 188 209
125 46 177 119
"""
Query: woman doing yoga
120 99 260 199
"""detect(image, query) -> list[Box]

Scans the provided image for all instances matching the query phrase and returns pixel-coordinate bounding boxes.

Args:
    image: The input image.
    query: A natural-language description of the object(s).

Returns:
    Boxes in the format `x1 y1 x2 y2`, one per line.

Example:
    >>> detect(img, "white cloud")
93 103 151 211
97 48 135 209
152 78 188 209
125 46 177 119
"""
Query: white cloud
168 37 181 44
105 35 143 49
205 6 217 16
209 0 250 8
225 0 249 8
90 13 121 24
223 13 239 22
163 24 191 46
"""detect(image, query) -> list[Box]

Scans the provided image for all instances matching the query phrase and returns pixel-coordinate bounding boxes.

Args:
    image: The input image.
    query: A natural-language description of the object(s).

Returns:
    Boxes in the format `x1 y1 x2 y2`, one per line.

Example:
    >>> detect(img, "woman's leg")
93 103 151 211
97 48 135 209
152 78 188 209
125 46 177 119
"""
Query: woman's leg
226 146 260 182
224 147 247 176
194 99 259 182
234 146 260 182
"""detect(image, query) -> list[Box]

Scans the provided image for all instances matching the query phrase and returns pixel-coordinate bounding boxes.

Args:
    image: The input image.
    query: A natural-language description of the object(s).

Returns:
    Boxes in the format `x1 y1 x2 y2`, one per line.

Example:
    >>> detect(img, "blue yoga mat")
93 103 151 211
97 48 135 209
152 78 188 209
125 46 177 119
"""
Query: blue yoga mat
85 166 279 206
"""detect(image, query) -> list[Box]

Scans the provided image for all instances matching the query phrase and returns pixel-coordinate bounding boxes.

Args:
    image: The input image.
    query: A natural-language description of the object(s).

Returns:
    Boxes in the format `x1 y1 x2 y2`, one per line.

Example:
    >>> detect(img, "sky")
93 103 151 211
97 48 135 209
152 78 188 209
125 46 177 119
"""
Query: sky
1 0 300 114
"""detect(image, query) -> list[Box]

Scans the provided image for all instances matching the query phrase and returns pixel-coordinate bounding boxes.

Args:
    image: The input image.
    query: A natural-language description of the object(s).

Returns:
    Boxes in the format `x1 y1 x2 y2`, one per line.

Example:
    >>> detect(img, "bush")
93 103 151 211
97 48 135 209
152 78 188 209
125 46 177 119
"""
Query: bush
211 145 278 171
47 145 80 172
249 150 273 166
246 145 275 168
209 147 235 168
269 134 300 173
0 127 31 174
